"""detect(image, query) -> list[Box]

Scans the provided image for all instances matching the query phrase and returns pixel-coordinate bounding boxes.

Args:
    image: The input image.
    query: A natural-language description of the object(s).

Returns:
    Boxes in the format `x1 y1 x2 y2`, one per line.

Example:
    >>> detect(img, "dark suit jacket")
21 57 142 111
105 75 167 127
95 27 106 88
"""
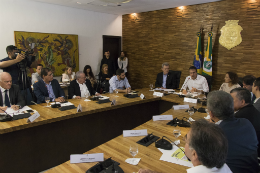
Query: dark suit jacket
219 117 259 173
68 79 96 99
0 84 25 107
155 71 177 89
33 79 65 104
235 104 260 157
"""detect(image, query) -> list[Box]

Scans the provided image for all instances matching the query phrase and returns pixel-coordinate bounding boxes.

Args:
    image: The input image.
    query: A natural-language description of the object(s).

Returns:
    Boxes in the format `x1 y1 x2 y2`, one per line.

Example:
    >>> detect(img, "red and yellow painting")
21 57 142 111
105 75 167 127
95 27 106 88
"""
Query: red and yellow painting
14 31 79 76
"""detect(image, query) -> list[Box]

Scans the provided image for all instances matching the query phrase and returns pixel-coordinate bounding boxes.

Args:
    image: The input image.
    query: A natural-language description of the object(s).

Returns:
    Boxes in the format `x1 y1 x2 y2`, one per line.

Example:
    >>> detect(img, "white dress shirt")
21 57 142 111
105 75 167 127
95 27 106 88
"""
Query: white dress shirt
219 83 241 93
254 97 260 104
73 80 90 98
0 86 10 107
187 164 232 173
181 74 209 92
118 57 128 73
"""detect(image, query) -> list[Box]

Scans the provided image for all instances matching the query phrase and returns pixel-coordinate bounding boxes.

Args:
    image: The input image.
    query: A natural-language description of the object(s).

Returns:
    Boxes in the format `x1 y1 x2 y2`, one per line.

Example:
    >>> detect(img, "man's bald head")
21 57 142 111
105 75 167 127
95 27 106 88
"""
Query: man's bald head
0 72 12 90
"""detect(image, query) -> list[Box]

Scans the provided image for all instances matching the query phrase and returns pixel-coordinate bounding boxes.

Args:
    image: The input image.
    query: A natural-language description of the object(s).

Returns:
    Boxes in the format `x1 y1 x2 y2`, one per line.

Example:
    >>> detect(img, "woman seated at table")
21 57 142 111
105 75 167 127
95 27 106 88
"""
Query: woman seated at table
219 72 241 93
83 65 96 88
99 64 112 92
62 66 75 82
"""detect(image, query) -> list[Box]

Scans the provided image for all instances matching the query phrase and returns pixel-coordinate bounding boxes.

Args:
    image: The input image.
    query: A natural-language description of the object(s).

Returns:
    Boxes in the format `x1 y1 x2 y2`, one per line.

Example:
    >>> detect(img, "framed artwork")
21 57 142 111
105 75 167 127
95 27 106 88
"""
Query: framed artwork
14 31 79 76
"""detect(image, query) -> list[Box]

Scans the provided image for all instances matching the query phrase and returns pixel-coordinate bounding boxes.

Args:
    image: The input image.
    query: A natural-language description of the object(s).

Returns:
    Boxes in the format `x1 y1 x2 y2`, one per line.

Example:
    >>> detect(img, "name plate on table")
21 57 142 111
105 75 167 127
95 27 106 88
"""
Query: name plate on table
27 112 40 123
184 98 197 104
140 94 145 99
153 92 164 97
123 129 148 137
153 115 173 121
70 153 104 164
173 105 189 110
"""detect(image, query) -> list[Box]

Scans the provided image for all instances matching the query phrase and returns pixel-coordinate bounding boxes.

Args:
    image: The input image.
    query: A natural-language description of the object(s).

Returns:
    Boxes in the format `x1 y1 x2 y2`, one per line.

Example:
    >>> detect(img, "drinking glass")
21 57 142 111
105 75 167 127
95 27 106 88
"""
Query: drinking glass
149 84 153 91
45 97 50 107
173 127 181 139
129 144 138 158
188 107 195 116
114 89 119 97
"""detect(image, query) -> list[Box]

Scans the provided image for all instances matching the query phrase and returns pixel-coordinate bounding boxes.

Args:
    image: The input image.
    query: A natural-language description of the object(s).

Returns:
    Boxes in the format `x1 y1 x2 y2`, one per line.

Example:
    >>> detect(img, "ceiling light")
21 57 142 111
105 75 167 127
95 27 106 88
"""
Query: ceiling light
99 0 132 4
77 2 82 4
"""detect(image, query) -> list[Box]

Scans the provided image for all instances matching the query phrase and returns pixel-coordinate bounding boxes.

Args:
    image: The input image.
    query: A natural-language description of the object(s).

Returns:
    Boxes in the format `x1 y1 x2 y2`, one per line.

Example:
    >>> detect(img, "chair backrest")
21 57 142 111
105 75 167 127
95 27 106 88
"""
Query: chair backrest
171 70 182 89
201 75 212 92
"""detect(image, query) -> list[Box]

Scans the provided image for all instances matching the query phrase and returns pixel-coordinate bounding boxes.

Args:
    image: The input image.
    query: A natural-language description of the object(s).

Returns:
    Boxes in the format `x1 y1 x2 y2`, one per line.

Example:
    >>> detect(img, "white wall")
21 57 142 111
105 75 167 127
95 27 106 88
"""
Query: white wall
0 0 122 76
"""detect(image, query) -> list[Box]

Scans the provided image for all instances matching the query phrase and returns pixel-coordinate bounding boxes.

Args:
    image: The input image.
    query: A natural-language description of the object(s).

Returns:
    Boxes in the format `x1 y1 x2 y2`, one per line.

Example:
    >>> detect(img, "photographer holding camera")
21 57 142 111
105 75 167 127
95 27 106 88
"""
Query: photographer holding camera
0 45 37 105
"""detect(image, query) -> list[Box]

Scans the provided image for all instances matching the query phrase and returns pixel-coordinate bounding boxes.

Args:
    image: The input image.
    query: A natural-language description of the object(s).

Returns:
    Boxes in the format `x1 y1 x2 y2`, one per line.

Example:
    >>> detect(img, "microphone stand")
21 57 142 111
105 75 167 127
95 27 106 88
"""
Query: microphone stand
0 108 13 122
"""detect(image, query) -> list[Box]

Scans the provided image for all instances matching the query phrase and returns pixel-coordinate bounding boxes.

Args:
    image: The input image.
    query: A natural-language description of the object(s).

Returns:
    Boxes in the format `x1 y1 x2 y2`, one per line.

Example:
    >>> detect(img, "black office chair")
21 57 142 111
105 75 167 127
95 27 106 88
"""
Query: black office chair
202 75 212 92
171 71 182 89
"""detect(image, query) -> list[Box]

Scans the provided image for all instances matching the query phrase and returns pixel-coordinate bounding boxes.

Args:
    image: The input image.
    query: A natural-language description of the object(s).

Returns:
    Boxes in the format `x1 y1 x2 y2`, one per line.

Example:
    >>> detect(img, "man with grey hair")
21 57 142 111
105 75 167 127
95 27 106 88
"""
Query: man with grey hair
0 72 25 111
155 62 177 89
69 71 99 99
230 88 260 157
208 90 259 173
138 119 232 173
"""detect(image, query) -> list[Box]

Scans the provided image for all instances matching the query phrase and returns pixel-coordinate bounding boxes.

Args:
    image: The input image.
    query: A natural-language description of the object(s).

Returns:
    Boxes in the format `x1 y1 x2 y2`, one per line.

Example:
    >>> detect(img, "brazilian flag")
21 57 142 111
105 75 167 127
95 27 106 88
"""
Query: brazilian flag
193 32 203 74
202 32 213 76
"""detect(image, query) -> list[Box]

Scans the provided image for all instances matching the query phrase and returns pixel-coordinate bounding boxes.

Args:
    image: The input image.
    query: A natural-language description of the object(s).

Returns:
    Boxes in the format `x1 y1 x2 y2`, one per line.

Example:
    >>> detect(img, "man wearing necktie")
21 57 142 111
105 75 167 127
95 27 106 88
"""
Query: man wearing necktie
0 72 25 112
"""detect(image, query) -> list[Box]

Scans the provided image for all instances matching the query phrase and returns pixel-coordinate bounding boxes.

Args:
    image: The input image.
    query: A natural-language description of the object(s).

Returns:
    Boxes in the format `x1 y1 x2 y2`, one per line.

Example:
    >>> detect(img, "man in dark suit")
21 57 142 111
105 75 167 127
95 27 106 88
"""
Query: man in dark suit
0 72 25 112
155 62 177 89
208 90 259 173
69 71 99 99
242 75 256 103
231 88 260 157
252 77 260 112
33 68 65 104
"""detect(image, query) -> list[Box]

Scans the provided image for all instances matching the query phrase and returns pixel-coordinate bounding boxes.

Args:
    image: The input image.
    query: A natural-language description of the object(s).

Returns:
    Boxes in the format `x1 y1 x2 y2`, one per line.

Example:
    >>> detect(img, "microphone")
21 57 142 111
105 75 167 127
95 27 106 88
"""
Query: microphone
31 101 37 105
45 85 61 108
181 77 190 91
0 108 12 122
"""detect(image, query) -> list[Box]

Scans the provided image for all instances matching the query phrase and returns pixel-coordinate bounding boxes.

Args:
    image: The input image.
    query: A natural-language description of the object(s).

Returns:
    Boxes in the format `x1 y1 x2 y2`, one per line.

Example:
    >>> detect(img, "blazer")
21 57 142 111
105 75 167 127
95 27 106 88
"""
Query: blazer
68 79 96 99
33 79 65 104
155 71 177 89
252 93 256 104
0 84 25 107
253 98 260 113
219 117 259 173
235 104 260 157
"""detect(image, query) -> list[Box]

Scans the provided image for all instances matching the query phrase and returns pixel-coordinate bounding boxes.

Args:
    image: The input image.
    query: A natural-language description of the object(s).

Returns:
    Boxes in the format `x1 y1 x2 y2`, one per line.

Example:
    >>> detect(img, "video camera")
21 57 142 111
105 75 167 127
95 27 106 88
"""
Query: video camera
15 43 36 69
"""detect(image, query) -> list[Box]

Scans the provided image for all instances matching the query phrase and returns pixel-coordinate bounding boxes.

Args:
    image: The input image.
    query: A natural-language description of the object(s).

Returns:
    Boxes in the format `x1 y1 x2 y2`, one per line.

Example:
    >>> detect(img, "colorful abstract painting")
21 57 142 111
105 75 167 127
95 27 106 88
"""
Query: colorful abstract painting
14 31 79 76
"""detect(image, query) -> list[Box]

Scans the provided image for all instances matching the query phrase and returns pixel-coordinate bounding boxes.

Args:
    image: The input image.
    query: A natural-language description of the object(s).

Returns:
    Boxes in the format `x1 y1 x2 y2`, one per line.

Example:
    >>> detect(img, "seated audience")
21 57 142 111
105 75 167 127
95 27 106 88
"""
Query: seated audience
252 77 260 112
230 88 260 157
181 66 209 94
219 72 240 93
62 66 75 82
99 64 112 92
31 64 43 84
208 90 259 173
33 68 65 104
242 75 256 103
138 119 232 173
83 65 96 88
155 62 177 89
69 71 99 99
109 69 131 93
0 72 25 111
118 51 128 76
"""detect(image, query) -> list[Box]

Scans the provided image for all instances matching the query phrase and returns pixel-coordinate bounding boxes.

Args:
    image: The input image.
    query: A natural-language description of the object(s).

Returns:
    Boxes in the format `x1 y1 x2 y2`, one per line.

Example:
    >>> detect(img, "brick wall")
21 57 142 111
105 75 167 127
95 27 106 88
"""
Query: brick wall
123 0 260 90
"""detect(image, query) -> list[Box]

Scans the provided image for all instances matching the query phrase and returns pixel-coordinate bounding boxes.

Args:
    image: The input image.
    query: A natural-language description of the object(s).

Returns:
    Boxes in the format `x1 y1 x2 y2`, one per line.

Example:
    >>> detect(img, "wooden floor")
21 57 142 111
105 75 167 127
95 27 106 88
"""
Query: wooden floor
44 90 207 173
0 88 191 173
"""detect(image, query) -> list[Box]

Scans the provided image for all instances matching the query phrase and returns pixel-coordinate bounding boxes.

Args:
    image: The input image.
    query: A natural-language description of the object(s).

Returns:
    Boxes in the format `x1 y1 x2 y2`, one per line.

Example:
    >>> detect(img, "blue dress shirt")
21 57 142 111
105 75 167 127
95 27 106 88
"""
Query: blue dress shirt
162 74 167 88
43 80 56 101
109 76 131 93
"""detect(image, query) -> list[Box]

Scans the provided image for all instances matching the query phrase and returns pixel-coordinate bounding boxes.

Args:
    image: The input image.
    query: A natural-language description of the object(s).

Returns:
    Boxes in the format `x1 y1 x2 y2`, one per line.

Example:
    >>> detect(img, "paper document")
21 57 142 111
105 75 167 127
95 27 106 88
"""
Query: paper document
158 145 193 167
50 102 74 107
2 106 33 116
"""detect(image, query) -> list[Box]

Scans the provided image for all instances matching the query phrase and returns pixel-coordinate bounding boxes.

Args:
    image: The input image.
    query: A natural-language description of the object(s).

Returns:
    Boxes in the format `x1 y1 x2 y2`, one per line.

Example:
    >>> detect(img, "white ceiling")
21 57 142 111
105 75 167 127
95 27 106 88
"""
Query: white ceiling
28 0 221 15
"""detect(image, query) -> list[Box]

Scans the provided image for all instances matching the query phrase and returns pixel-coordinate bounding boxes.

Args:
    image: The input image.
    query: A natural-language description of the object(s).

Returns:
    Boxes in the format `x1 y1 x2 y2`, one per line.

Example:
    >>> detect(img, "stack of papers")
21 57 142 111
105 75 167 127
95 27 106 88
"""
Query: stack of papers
158 145 193 167
1 106 33 117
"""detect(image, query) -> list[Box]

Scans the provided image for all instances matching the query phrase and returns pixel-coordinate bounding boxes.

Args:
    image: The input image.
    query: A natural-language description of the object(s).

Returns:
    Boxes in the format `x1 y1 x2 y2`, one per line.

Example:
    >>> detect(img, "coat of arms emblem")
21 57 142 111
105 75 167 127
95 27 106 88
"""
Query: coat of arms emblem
219 20 243 50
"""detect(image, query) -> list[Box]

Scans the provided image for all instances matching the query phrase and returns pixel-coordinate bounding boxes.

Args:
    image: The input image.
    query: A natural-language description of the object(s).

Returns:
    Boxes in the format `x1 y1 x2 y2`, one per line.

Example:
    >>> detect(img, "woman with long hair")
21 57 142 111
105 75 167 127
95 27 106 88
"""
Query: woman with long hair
99 64 112 92
83 65 96 88
62 66 75 82
118 51 128 76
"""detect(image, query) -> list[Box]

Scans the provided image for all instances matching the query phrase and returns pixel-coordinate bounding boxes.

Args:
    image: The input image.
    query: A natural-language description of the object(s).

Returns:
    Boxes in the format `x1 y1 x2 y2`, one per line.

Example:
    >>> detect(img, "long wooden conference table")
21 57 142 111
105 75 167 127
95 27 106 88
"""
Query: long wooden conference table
0 89 206 173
